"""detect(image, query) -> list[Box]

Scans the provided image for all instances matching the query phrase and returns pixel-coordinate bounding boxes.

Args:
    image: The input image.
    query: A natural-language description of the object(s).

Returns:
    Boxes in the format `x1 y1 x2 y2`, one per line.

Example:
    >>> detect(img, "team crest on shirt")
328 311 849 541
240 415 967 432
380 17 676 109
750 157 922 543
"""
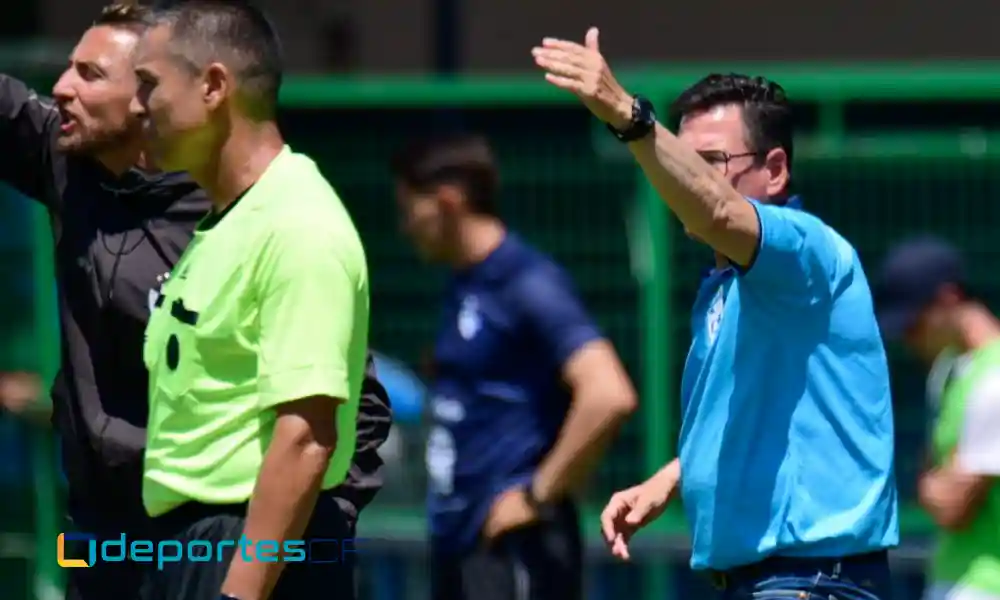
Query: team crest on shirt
705 286 725 345
457 295 482 341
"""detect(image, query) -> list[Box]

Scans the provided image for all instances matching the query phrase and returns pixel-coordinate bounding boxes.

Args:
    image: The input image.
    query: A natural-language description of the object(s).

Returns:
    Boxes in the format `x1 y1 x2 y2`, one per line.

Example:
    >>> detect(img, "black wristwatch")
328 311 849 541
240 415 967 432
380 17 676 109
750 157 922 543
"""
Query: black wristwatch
607 94 656 143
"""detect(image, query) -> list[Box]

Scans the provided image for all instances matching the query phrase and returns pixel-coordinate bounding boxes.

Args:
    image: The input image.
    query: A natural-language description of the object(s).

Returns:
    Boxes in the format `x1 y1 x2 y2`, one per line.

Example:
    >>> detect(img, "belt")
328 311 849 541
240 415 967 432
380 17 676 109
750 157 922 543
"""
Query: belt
707 550 888 591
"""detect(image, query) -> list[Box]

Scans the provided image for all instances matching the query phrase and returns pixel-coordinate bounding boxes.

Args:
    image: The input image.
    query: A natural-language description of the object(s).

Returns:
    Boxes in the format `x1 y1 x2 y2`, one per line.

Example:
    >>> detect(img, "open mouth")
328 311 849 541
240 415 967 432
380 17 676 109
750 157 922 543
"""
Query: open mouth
58 111 77 134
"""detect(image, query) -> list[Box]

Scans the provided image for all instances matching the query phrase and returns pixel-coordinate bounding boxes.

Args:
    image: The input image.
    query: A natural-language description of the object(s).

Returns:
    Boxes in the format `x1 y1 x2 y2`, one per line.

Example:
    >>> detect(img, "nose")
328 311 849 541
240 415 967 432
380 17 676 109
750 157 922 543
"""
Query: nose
129 94 147 120
51 69 75 103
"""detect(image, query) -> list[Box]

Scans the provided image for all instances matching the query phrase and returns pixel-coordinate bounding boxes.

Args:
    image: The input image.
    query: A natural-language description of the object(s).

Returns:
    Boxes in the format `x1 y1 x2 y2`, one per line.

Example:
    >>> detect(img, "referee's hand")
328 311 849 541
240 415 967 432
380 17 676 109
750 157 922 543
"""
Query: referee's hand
531 27 633 131
600 475 674 561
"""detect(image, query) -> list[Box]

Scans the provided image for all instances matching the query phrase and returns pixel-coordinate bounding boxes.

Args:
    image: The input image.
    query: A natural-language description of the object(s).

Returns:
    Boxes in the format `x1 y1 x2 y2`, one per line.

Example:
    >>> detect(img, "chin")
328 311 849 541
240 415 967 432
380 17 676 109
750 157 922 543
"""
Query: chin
55 134 89 155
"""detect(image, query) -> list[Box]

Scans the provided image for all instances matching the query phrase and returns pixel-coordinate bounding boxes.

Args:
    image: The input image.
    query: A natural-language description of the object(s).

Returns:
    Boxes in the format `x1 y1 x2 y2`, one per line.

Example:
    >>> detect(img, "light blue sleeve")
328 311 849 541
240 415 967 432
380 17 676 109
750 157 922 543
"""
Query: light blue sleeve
737 201 840 304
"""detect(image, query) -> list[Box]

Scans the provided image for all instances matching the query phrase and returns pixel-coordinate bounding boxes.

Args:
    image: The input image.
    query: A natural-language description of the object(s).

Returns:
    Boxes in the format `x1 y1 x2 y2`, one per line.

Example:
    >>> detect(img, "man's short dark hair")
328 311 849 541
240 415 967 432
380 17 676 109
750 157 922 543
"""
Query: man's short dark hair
94 2 152 33
150 0 283 120
390 135 500 217
670 73 794 172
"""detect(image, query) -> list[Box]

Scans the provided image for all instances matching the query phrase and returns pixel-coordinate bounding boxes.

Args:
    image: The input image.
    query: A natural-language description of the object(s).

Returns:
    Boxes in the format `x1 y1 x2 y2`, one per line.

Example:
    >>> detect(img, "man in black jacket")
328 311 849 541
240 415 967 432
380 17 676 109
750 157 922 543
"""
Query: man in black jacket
0 4 391 599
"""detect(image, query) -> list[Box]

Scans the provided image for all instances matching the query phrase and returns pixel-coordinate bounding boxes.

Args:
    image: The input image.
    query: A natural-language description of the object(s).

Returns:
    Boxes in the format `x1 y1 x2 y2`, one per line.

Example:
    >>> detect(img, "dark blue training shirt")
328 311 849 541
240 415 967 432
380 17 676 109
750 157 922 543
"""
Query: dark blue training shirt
426 233 602 552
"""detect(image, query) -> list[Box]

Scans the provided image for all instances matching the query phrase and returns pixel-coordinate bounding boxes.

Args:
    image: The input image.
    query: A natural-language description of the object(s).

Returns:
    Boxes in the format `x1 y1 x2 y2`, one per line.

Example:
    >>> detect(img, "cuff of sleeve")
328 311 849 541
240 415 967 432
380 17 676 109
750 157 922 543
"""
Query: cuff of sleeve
259 364 350 408
553 330 603 367
732 198 763 276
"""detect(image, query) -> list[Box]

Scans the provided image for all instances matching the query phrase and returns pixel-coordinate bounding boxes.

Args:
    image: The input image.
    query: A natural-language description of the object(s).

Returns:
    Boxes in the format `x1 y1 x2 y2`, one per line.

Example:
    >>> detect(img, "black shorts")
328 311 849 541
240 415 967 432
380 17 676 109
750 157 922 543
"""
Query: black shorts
431 500 582 600
64 498 156 600
139 491 356 600
65 559 147 600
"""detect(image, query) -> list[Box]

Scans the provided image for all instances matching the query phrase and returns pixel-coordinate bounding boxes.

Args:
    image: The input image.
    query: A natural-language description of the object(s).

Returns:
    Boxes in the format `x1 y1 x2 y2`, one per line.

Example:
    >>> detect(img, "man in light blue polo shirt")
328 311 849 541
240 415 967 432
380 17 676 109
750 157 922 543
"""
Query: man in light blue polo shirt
534 31 898 600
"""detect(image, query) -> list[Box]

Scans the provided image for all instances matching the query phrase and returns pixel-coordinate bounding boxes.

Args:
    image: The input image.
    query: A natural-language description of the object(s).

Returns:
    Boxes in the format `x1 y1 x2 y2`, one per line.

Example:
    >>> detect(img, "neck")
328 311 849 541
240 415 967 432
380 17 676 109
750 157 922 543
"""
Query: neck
451 217 506 269
197 120 285 212
96 136 145 176
955 303 1000 352
134 151 158 173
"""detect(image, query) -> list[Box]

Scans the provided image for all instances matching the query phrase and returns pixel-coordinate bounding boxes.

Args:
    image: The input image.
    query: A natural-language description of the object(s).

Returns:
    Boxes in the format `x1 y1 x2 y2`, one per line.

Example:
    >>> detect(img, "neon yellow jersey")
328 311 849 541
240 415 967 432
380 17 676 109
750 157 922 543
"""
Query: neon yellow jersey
142 146 369 517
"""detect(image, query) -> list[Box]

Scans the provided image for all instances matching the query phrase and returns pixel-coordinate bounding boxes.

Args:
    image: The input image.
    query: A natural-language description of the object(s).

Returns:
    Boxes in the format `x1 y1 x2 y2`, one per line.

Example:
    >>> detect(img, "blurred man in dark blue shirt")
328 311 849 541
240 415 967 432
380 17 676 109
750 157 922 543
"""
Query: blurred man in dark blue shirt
392 135 637 600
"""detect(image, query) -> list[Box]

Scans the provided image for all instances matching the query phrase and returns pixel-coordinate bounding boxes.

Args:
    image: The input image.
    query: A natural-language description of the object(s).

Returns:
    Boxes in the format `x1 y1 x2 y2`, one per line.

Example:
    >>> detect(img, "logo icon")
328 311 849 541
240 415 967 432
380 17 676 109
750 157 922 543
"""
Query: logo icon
457 296 481 340
57 533 96 568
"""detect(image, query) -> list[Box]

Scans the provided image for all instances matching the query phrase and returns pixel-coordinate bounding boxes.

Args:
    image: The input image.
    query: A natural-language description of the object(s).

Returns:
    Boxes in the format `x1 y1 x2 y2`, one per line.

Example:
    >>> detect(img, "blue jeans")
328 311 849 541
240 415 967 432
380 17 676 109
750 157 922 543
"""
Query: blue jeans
717 552 893 600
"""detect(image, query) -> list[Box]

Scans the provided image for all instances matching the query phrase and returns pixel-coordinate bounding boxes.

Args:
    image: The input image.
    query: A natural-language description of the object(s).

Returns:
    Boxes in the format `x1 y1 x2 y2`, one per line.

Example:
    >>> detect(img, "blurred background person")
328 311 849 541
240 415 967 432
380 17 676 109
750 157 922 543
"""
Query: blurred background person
876 238 1000 600
393 134 637 600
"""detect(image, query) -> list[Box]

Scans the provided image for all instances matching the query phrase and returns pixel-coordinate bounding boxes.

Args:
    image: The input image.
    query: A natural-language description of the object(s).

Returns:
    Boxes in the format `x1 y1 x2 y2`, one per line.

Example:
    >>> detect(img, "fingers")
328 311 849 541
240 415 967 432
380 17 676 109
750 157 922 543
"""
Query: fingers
543 74 580 92
533 55 579 80
611 533 631 561
540 37 587 53
584 27 600 51
600 495 627 543
624 496 655 525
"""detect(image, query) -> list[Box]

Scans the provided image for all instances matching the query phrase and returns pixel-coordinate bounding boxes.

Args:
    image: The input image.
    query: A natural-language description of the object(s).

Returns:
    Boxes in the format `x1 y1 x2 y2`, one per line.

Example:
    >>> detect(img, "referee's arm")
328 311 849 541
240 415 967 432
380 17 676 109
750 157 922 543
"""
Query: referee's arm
222 224 363 600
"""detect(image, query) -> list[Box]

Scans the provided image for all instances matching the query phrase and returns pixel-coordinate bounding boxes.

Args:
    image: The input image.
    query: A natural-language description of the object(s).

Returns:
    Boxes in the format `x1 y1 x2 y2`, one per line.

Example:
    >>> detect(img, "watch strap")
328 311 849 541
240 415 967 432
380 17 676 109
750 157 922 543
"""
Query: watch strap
607 94 655 143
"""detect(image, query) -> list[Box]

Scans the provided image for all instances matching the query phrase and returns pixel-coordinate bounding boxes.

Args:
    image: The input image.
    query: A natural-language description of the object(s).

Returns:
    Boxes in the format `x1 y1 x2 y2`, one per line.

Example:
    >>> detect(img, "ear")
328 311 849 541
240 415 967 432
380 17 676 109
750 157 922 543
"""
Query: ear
937 283 964 307
202 62 229 111
763 146 790 197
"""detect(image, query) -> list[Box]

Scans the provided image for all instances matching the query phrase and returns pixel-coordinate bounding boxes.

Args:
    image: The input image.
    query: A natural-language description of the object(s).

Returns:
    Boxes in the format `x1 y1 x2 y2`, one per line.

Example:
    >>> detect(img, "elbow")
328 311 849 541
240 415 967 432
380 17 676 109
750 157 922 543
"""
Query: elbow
580 383 638 422
611 387 638 418
685 184 742 241
277 423 337 471
293 439 336 481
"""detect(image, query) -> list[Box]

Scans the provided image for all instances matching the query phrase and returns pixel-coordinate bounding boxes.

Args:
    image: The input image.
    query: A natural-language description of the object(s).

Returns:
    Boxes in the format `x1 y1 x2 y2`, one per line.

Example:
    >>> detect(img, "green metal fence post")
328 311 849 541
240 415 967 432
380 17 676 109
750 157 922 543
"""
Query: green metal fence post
638 173 674 600
30 202 62 600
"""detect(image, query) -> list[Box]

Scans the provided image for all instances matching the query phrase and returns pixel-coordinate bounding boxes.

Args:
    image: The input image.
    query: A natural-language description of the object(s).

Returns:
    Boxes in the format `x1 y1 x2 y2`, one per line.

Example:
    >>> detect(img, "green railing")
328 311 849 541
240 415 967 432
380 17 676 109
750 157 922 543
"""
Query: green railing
6 64 1000 599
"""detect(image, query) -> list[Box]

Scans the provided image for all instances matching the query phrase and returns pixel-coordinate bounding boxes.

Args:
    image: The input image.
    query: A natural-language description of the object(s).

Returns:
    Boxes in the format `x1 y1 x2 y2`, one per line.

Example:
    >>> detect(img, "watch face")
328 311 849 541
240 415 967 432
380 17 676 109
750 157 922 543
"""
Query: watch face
636 96 656 123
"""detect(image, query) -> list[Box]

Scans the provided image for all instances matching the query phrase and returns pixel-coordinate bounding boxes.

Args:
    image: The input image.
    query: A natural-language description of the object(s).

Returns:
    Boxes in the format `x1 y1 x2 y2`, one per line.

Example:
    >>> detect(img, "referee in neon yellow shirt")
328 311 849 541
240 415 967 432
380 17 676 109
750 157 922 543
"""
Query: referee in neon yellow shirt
132 3 367 599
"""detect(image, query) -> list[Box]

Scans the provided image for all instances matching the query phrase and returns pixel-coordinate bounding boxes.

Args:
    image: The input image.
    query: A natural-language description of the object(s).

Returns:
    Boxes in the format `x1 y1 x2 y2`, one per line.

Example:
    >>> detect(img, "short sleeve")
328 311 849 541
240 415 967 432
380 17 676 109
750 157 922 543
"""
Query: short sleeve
512 264 602 368
739 201 840 304
956 372 1000 475
255 224 363 408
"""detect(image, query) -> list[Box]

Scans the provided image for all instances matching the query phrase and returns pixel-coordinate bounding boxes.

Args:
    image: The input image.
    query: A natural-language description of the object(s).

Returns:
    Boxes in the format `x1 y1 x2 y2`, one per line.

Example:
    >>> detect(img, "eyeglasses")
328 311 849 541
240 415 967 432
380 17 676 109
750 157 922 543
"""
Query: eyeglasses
696 150 763 175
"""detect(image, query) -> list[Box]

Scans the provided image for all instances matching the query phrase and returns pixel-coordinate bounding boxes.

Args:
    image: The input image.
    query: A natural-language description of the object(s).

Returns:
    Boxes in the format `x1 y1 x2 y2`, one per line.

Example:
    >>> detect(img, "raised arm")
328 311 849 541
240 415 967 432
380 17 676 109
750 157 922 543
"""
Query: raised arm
532 29 760 265
0 75 62 204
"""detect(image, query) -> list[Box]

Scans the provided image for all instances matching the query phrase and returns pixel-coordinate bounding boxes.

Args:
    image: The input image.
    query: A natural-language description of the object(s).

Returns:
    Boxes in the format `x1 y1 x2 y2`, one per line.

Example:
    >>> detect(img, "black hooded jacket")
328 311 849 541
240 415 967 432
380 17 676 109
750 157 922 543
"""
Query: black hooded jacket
0 74 391 527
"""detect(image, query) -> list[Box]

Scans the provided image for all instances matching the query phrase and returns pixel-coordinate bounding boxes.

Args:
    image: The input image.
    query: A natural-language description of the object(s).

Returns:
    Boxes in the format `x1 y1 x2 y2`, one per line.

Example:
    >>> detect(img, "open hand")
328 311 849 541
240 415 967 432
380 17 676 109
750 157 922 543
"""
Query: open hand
532 27 633 129
600 477 674 561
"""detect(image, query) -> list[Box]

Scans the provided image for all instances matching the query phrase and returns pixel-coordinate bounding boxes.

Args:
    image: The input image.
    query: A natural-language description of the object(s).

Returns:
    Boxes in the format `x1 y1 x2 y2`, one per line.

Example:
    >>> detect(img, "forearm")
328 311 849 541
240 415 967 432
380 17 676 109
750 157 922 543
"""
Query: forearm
624 122 742 237
918 466 984 531
221 434 334 600
532 391 635 503
654 458 681 486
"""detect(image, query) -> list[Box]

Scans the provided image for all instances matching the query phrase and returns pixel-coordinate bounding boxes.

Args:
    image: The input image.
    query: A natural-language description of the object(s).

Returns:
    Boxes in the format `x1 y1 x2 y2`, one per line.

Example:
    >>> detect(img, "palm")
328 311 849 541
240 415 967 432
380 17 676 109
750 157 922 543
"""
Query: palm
531 28 630 127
